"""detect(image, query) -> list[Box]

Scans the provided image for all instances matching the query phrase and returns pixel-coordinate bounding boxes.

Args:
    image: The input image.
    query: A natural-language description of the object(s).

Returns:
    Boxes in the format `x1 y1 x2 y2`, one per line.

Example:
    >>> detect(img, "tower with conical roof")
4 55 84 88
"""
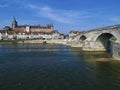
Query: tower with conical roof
12 17 17 30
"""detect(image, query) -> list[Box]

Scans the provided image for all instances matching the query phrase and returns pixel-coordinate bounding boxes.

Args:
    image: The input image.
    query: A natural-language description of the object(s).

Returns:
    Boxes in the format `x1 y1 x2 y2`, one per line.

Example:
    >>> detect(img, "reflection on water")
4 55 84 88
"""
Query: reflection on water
0 44 120 90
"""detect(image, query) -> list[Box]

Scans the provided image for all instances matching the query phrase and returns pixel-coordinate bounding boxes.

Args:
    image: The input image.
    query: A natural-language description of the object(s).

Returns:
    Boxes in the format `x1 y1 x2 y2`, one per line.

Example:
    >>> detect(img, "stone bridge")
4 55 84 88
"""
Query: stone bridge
67 24 120 52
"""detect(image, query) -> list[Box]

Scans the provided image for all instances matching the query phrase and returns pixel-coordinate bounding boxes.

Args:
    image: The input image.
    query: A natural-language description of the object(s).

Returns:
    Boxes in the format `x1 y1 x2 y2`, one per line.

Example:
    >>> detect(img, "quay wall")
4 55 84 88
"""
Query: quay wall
18 40 66 45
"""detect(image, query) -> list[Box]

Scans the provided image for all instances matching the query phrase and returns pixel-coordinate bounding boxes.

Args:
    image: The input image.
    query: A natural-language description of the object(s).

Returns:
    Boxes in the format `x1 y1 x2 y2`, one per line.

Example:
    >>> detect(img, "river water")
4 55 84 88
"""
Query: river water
0 44 120 90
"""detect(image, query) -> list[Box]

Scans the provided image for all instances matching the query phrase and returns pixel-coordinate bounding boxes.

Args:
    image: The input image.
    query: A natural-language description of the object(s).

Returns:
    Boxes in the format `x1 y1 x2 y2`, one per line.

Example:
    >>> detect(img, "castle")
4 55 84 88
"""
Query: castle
0 17 64 40
11 17 54 34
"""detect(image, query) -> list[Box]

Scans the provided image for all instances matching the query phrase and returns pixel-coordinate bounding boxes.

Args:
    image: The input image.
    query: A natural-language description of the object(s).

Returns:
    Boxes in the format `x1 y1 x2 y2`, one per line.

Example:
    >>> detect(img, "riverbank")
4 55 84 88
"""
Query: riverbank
17 40 66 45
0 40 17 44
0 40 66 45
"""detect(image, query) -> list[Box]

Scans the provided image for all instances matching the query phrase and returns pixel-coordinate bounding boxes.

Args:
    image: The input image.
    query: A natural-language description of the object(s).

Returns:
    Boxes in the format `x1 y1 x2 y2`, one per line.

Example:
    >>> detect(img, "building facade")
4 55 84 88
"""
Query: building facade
0 17 64 40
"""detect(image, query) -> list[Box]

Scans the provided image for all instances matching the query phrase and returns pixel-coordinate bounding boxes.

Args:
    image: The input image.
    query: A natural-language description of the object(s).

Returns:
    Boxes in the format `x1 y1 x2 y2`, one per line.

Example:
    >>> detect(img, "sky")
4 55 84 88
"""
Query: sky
0 0 120 34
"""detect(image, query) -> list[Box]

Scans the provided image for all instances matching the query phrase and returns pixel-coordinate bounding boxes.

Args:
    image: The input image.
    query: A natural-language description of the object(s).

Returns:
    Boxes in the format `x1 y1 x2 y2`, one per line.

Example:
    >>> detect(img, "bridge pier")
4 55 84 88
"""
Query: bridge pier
82 41 106 51
112 42 120 60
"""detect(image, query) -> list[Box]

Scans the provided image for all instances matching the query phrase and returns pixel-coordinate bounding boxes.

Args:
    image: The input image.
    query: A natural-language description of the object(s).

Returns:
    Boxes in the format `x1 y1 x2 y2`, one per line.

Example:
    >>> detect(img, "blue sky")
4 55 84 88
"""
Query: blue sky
0 0 120 34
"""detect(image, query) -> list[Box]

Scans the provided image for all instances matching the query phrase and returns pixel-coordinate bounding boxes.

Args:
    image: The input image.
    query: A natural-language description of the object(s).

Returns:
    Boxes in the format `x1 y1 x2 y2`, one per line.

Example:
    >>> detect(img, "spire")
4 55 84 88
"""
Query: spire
13 16 16 21
13 16 17 23
12 16 17 29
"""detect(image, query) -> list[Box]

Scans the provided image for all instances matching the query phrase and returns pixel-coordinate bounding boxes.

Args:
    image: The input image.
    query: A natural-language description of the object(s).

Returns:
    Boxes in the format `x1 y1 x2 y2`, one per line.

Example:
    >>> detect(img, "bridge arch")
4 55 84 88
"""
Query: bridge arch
95 33 116 50
79 35 87 41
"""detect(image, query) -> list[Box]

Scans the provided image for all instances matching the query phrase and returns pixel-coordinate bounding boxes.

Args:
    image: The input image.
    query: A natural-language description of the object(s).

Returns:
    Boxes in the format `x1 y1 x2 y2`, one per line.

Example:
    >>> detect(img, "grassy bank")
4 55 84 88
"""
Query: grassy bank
0 40 18 44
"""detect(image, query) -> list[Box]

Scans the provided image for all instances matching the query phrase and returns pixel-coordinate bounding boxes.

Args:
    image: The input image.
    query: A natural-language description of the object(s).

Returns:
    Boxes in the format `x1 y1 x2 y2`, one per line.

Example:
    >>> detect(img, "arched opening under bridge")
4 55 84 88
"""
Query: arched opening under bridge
79 35 86 41
96 33 116 52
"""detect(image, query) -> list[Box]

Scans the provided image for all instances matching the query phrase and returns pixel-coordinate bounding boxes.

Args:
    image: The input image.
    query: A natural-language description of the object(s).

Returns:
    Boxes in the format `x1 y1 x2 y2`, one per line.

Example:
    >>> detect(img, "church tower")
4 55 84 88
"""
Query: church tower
12 17 17 30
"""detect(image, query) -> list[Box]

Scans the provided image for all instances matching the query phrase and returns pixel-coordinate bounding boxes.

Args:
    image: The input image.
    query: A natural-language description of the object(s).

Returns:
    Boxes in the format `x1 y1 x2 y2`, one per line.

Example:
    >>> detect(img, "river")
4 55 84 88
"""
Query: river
0 44 120 90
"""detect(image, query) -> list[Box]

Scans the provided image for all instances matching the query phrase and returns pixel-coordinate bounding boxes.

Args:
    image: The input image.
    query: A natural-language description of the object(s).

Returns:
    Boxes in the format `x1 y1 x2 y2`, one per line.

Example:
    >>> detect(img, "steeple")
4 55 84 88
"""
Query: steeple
12 16 17 29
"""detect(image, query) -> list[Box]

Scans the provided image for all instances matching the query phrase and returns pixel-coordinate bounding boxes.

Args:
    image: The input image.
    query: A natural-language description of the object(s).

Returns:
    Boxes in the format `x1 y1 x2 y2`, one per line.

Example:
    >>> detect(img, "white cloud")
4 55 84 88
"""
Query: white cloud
110 17 120 22
27 4 91 25
23 4 120 31
27 4 38 9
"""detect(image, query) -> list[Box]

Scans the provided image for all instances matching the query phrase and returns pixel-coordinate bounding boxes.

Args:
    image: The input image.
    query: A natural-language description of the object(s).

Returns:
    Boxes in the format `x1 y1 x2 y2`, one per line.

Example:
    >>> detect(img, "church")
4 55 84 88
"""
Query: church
11 17 54 34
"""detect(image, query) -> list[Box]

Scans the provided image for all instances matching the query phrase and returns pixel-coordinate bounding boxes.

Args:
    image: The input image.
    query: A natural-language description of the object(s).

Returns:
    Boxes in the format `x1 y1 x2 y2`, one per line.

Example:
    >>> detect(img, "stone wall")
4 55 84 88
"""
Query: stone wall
18 40 66 45
112 42 120 60
82 41 106 51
